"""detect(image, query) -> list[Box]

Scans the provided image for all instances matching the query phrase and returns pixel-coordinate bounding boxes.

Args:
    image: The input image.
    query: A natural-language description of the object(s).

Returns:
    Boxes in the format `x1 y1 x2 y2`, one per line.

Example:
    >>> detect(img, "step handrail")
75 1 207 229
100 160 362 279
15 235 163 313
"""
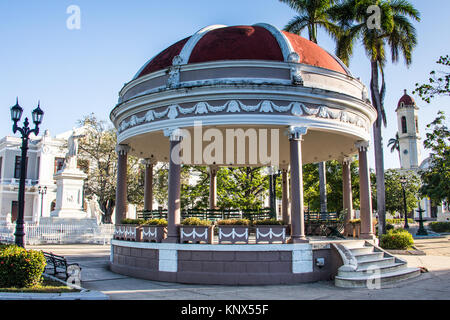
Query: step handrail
332 243 358 272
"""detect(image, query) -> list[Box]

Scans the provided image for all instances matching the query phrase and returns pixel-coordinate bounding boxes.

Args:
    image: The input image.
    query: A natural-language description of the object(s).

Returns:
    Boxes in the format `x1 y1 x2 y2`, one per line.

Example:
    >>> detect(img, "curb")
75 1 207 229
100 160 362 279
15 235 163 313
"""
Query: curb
0 274 109 300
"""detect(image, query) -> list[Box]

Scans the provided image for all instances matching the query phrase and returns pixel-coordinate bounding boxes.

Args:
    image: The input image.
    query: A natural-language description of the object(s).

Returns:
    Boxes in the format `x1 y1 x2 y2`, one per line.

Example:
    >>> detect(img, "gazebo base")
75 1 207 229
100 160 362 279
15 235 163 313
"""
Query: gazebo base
109 239 368 285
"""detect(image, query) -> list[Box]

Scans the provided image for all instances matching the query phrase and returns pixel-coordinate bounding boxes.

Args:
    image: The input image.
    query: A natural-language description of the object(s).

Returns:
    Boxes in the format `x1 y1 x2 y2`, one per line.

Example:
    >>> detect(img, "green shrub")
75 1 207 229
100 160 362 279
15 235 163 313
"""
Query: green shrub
428 222 450 233
141 218 168 226
217 219 250 226
253 218 283 225
180 217 212 226
120 218 146 225
349 219 361 225
0 245 46 288
386 223 395 231
380 229 414 250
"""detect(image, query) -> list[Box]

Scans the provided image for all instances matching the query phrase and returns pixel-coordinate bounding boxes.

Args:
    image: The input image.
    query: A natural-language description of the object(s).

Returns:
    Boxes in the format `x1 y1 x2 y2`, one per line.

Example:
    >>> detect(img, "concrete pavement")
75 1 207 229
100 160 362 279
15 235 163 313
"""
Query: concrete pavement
27 237 450 300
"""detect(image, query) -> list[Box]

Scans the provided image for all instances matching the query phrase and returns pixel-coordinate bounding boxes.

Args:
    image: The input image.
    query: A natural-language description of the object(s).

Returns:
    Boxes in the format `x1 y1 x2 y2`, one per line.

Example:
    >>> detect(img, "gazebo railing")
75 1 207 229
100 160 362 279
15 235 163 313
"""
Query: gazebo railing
137 207 275 222
305 211 339 222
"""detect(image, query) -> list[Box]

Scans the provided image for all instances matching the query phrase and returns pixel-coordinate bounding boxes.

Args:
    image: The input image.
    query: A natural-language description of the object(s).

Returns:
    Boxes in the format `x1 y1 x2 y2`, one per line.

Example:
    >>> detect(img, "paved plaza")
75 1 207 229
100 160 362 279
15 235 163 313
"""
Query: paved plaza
28 235 450 300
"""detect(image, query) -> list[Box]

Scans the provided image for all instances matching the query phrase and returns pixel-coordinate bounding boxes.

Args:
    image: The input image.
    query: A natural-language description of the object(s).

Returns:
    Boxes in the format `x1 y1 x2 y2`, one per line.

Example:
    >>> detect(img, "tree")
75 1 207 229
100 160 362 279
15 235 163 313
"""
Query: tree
419 111 450 207
330 0 420 235
217 167 269 210
279 0 341 43
303 160 361 213
413 55 450 103
388 132 401 166
77 114 143 223
384 169 420 217
154 166 271 211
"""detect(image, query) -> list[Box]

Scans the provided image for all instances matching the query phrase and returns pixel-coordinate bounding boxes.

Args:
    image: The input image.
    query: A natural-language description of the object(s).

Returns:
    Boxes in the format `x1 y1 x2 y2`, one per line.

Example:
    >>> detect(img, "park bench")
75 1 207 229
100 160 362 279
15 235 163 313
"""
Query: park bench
305 211 346 239
43 252 81 280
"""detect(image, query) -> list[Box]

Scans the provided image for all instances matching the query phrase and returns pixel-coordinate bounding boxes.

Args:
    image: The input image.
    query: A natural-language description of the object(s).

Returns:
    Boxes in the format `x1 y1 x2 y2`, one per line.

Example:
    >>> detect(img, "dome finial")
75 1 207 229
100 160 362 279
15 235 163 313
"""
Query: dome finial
404 89 407 95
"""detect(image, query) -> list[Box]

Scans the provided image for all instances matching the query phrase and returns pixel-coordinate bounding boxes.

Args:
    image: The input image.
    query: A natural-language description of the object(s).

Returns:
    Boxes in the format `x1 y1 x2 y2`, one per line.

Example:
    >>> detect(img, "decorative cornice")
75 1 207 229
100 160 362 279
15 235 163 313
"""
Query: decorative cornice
118 100 369 134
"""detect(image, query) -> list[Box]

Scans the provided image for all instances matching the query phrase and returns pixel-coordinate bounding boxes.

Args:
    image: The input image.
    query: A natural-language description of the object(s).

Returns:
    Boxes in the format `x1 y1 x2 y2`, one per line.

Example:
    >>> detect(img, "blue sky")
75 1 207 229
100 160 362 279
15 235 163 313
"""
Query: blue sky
0 0 449 170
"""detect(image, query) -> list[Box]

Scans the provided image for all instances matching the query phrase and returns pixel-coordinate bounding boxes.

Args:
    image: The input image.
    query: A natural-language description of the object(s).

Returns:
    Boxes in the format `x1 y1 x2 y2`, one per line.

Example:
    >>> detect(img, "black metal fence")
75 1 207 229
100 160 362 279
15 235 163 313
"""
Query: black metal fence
137 208 276 222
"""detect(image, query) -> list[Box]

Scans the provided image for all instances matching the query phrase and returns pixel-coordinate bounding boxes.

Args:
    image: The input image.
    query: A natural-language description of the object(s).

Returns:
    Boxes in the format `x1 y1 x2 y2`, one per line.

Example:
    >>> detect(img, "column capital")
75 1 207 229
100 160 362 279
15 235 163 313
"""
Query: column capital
116 144 130 156
355 140 370 152
141 157 157 166
164 127 184 141
342 156 354 165
287 126 308 141
209 164 219 174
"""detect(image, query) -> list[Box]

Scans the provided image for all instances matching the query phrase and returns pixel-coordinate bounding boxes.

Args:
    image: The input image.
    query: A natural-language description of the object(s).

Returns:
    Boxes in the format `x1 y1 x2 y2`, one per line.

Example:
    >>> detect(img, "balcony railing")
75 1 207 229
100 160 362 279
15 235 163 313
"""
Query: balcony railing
0 178 39 186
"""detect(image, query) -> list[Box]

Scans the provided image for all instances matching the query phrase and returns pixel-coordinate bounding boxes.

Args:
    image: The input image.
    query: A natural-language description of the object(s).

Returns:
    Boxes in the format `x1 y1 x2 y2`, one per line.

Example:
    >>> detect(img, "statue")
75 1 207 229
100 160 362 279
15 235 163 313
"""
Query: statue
64 129 84 169
89 195 104 225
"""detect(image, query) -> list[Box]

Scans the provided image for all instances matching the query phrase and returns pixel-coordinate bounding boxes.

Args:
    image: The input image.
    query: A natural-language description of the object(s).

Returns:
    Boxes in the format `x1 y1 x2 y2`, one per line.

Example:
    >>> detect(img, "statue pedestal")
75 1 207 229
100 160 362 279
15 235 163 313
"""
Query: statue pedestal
50 165 88 219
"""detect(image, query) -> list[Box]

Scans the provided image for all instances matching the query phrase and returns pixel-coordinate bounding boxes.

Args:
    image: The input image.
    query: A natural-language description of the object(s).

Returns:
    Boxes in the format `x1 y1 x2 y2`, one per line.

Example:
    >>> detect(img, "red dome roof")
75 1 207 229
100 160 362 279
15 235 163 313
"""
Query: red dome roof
134 24 349 79
189 26 284 63
397 90 416 108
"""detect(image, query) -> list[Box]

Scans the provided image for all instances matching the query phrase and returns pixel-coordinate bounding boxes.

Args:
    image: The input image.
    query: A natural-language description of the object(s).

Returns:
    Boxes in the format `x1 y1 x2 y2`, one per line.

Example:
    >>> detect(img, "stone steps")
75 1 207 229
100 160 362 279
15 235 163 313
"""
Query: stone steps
354 251 384 262
356 256 396 268
338 262 406 278
349 246 373 255
335 268 421 288
334 241 420 288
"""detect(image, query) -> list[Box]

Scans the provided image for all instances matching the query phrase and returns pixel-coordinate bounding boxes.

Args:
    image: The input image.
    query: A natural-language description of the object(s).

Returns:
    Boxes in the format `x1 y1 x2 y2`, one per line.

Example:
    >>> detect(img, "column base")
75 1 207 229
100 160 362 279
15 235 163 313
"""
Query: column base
359 233 376 240
287 236 309 244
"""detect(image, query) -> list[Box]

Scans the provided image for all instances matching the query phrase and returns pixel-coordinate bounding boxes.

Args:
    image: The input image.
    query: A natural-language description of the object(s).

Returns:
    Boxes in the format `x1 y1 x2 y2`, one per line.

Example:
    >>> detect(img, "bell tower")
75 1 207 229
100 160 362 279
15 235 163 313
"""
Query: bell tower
395 89 422 169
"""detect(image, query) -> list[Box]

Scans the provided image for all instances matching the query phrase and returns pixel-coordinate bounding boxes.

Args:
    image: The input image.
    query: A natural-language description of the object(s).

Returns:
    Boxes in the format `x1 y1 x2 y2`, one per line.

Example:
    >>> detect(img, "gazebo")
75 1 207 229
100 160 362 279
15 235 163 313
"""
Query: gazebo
109 23 383 285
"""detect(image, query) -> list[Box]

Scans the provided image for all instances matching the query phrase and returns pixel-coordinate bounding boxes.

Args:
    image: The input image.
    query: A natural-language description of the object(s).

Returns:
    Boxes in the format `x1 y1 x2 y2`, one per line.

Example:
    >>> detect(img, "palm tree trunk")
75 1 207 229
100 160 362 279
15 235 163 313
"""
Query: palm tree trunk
370 60 386 236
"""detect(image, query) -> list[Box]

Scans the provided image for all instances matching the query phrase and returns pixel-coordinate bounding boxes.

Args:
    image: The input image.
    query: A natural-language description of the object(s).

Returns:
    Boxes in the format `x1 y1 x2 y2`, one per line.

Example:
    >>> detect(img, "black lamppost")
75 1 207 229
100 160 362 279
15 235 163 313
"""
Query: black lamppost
10 98 44 248
399 176 409 229
38 185 47 218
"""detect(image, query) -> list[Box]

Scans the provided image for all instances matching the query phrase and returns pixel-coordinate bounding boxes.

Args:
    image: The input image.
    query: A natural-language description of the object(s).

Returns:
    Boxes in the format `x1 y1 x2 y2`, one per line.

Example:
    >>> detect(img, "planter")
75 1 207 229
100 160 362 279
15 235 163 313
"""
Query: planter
346 221 377 238
140 225 167 243
180 225 214 244
114 225 140 241
255 225 287 244
218 225 249 244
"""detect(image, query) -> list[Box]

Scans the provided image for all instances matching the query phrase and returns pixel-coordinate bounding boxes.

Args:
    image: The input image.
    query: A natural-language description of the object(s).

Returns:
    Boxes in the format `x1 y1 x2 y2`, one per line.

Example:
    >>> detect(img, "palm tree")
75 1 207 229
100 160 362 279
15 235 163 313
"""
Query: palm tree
279 0 341 44
330 0 420 235
279 0 343 214
388 132 401 166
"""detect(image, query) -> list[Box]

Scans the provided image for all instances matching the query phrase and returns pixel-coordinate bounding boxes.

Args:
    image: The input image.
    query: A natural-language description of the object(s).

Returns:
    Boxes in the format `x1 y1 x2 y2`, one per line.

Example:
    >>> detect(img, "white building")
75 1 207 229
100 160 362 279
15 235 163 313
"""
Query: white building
395 90 449 221
0 129 72 224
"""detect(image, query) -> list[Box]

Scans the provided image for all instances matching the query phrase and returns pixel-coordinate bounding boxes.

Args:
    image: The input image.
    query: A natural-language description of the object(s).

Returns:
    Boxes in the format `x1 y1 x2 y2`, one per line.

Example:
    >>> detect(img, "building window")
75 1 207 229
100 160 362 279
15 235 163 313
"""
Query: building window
401 116 407 134
54 157 65 174
0 156 3 180
36 156 40 179
14 156 28 179
415 117 419 133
